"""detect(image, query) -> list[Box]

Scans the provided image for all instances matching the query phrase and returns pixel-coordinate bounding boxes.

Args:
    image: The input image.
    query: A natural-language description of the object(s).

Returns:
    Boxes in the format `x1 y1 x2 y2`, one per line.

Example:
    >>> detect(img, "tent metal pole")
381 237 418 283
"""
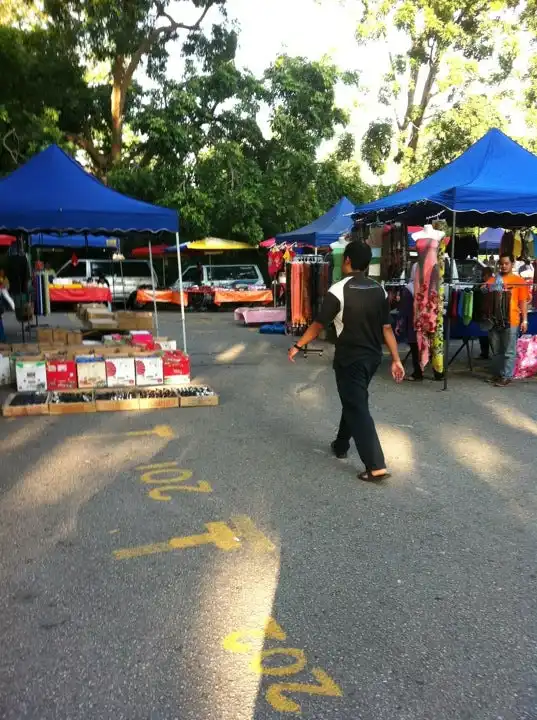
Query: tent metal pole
118 238 126 311
443 213 456 391
175 231 187 354
148 240 159 338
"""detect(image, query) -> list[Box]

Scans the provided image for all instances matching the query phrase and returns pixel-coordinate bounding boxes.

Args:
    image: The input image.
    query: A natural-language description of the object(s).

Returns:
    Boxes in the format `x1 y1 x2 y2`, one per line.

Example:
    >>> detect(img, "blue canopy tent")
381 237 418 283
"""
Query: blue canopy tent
353 128 537 390
0 144 186 348
29 234 118 249
275 197 355 247
353 129 537 227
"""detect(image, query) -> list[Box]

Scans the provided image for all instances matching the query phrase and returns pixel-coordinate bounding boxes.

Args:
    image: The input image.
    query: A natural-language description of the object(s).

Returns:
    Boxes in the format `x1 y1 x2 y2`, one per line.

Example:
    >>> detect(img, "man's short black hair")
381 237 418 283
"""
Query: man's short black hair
343 240 372 271
499 252 515 263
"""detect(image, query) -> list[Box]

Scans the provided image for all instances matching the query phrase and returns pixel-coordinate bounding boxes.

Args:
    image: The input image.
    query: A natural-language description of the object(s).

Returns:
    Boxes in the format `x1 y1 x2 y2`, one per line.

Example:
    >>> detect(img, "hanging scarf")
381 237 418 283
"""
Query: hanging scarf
431 235 447 375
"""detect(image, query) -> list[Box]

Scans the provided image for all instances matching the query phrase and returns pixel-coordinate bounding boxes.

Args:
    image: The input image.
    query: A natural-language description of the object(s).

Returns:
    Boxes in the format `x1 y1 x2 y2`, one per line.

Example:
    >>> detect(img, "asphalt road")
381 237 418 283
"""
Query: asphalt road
1 311 536 720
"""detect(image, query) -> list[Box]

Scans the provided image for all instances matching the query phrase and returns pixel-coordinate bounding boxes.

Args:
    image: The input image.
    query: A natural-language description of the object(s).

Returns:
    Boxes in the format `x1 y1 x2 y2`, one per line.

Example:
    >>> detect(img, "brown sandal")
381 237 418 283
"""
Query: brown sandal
358 471 391 482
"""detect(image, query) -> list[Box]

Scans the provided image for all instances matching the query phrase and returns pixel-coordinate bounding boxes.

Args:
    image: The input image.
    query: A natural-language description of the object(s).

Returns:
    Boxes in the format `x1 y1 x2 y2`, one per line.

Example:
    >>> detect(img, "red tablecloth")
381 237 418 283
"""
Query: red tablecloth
136 289 188 306
213 289 273 305
49 287 112 303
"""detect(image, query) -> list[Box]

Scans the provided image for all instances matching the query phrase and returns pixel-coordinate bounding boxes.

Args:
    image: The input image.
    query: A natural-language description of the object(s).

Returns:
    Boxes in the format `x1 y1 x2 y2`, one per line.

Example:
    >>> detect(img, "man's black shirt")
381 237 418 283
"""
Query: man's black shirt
316 272 391 366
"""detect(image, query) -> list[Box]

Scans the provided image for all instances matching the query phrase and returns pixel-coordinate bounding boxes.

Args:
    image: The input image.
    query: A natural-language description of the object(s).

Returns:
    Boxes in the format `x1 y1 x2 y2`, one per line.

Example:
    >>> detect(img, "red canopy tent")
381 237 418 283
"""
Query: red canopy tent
0 235 15 247
131 244 170 257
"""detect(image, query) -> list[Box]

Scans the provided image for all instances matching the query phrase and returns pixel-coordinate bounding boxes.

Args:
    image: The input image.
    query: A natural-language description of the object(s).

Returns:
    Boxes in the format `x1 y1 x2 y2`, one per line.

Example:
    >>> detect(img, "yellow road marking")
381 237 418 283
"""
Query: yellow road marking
113 517 274 560
231 515 276 552
265 668 343 713
223 618 287 653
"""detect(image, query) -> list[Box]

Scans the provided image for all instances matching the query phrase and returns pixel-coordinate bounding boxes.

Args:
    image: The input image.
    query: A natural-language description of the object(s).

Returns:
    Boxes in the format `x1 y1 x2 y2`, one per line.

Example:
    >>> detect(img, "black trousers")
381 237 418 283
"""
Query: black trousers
333 357 386 471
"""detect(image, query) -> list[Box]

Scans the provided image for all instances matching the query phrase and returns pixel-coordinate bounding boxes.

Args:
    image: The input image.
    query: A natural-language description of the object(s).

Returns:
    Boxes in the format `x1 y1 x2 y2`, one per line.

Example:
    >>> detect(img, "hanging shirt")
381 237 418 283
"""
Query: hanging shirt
316 272 391 366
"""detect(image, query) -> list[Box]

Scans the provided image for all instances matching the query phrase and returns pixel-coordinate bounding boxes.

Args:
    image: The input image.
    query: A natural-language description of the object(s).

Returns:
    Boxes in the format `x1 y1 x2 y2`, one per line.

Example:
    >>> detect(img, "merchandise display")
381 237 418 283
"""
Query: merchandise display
286 256 330 335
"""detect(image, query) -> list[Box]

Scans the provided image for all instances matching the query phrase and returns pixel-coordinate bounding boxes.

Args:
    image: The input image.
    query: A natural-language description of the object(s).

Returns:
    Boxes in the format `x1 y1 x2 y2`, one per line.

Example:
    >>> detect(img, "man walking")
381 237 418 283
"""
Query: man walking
288 241 404 481
487 252 530 387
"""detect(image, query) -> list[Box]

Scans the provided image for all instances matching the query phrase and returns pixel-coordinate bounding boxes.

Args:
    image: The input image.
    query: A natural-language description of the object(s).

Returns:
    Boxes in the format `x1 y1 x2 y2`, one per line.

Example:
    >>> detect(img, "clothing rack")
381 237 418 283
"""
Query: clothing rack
285 256 330 356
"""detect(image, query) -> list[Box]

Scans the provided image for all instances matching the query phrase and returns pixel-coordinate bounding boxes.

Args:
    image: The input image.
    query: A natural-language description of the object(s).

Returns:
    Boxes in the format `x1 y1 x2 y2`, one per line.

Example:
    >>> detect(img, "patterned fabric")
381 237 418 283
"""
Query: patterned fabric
414 236 441 371
431 235 447 374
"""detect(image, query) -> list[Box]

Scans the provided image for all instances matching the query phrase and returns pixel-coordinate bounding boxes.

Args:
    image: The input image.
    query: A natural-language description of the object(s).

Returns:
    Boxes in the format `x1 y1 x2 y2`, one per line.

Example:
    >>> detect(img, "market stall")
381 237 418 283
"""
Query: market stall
49 286 112 304
0 145 220 415
352 128 537 387
0 143 186 352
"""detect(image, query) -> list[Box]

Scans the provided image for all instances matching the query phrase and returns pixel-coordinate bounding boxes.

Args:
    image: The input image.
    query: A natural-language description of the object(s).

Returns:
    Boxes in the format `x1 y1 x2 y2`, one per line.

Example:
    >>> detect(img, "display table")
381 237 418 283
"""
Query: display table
213 289 273 306
235 306 286 325
136 289 189 307
50 287 112 304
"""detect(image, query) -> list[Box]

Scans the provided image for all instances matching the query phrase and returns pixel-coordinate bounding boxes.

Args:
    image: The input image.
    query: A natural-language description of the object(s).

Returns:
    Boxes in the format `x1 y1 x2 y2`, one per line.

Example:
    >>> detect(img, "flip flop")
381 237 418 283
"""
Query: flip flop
358 471 391 482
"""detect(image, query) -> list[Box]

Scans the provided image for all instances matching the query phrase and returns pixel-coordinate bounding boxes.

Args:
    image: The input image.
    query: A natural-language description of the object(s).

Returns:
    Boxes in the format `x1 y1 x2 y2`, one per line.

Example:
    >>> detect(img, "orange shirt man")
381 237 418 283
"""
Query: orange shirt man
486 253 530 386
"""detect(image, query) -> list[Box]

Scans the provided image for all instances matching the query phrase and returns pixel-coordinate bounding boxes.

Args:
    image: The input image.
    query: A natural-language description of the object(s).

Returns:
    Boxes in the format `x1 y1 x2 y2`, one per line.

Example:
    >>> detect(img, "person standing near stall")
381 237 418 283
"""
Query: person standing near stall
487 252 530 387
288 241 405 482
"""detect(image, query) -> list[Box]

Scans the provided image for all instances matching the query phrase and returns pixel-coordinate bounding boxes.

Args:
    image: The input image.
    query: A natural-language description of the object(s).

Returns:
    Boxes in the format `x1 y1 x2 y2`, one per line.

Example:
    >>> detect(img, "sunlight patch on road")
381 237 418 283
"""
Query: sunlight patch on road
377 424 415 476
481 401 537 439
216 343 246 363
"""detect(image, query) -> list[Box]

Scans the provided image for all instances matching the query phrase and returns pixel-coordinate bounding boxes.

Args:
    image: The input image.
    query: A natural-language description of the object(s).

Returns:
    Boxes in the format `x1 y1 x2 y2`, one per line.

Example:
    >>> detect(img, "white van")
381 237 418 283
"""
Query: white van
55 259 158 303
173 263 265 290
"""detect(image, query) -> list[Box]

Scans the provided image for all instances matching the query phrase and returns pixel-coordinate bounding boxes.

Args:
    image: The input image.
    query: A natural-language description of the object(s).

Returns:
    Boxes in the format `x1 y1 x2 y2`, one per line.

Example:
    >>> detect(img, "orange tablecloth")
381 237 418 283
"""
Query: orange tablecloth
50 287 112 303
213 289 273 305
136 289 188 307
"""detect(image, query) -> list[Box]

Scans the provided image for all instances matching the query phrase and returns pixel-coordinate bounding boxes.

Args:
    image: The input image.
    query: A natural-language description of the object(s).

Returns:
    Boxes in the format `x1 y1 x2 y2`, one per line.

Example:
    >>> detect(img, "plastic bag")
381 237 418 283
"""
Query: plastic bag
513 335 537 379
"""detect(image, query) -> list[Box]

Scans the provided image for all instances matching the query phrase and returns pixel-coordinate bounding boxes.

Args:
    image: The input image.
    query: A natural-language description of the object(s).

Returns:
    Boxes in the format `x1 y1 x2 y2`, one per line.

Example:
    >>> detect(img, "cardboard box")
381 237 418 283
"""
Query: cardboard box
52 329 68 345
46 359 78 391
66 331 83 345
135 356 163 386
3 392 50 417
155 338 177 351
15 357 47 392
37 328 54 345
105 357 136 387
179 392 219 408
95 390 139 412
163 352 190 386
136 312 154 331
116 311 138 331
0 354 12 386
48 390 96 415
76 357 107 388
137 392 179 410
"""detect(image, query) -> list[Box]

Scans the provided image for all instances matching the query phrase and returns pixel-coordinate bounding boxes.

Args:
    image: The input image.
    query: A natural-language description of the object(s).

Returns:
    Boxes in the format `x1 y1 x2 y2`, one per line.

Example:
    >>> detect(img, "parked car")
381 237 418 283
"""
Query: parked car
55 259 158 303
172 263 266 290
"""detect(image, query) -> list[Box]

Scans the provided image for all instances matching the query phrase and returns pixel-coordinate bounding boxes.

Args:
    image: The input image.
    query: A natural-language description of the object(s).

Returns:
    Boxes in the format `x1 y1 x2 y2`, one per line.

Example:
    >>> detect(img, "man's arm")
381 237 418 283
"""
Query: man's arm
383 324 405 382
288 292 339 362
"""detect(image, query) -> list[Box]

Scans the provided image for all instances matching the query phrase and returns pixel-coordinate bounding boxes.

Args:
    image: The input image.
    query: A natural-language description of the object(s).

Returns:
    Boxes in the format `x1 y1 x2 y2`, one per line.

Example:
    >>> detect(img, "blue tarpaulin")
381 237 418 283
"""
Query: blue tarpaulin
0 145 178 234
353 129 537 226
275 197 355 247
29 233 118 249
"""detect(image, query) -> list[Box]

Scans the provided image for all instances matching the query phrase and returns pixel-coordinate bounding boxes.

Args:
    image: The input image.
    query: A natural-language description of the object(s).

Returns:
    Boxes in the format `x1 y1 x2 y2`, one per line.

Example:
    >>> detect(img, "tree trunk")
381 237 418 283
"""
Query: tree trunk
406 61 439 155
110 56 125 166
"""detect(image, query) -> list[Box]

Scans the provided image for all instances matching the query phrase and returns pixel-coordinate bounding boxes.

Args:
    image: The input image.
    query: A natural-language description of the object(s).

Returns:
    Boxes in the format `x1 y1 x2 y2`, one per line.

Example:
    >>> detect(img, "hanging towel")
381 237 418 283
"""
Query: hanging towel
449 289 459 318
463 290 473 326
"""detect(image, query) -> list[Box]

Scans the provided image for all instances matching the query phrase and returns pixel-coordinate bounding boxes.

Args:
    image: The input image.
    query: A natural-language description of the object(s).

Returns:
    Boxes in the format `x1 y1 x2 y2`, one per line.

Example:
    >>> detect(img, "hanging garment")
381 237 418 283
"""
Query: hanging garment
413 229 443 370
513 230 523 259
449 289 459 318
462 290 473 326
268 249 284 278
457 291 465 318
500 231 514 258
513 336 537 379
431 235 448 375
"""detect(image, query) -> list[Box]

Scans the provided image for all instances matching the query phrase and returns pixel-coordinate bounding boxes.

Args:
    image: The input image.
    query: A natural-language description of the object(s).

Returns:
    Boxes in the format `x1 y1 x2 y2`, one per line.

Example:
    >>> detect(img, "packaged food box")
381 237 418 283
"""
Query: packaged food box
105 357 136 387
15 357 47 392
135 356 163 386
46 358 78 391
76 355 107 389
163 351 190 385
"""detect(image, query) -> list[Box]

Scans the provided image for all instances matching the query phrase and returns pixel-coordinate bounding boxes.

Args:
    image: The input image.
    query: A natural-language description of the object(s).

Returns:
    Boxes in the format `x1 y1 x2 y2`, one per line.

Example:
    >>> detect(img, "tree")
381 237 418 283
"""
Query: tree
356 0 518 178
0 25 89 173
412 95 507 181
44 0 227 175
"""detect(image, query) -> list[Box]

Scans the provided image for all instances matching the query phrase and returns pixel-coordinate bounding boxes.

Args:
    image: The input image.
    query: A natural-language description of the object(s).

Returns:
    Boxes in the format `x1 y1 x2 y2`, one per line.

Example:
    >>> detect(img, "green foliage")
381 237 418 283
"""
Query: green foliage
411 95 507 181
356 0 519 177
361 121 393 176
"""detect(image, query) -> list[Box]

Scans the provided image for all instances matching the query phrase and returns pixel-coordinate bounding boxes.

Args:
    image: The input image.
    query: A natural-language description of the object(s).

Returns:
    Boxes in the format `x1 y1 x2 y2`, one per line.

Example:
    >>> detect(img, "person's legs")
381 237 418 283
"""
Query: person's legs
334 359 386 472
478 336 490 359
0 317 5 343
502 326 519 379
409 342 423 379
333 411 351 456
489 329 504 378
